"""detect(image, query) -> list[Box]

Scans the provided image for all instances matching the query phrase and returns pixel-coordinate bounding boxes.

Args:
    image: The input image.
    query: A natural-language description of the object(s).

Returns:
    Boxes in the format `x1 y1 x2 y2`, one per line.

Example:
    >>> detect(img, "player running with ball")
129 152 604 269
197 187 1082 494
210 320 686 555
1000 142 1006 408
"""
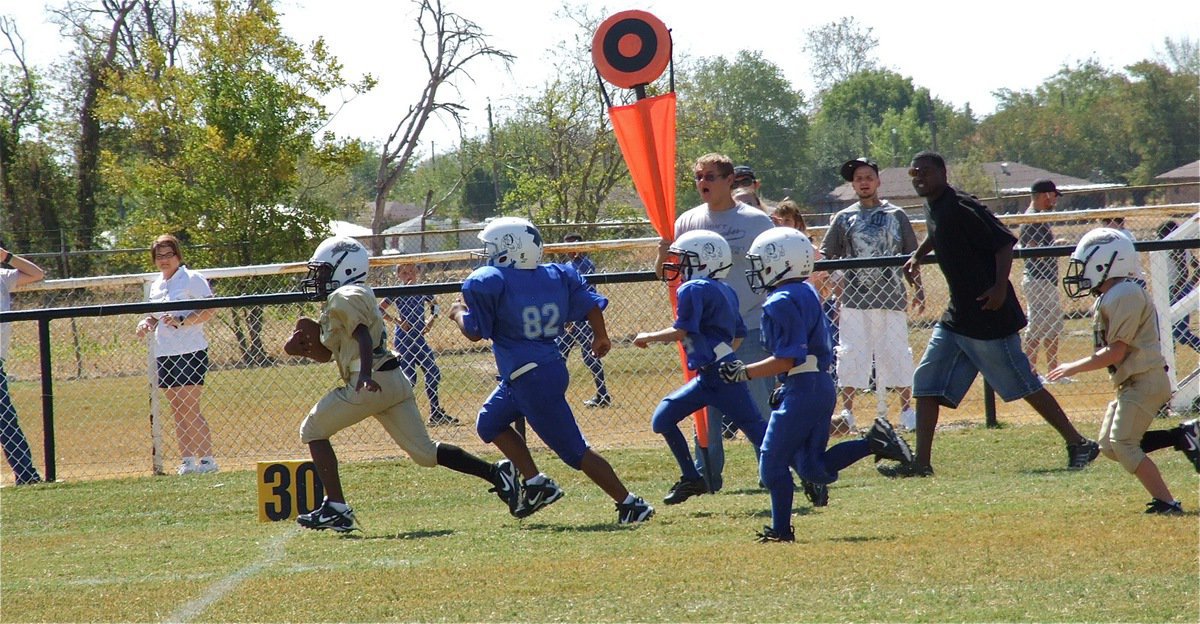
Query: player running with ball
719 228 916 542
284 236 519 532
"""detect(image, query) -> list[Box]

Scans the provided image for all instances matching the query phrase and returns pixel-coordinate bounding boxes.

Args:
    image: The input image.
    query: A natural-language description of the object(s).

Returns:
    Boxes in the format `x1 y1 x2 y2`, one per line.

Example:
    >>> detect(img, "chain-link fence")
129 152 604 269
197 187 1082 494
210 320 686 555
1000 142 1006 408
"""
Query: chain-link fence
2 206 1197 485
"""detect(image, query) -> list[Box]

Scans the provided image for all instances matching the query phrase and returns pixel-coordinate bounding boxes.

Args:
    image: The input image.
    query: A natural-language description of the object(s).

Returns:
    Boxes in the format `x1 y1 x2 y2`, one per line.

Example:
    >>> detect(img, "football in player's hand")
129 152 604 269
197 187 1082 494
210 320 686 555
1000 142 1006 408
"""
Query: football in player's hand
284 317 326 359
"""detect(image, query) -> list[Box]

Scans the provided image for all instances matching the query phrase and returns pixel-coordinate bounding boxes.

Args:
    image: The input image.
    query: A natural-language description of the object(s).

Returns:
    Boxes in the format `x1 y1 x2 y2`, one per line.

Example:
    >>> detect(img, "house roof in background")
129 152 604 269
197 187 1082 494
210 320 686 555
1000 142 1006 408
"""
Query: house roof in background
1155 159 1200 181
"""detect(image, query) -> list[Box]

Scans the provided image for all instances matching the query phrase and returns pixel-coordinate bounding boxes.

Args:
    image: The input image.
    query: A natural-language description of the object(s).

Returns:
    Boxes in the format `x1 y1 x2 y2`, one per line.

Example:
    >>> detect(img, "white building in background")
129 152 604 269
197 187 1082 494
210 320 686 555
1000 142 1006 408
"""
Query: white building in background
328 220 374 239
382 215 485 254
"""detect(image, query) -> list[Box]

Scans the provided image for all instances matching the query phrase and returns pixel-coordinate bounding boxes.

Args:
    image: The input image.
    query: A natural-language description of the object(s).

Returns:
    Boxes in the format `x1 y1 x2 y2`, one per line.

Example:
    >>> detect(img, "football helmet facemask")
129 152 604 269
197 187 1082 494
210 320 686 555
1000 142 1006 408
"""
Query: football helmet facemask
1062 227 1140 298
745 228 814 293
301 236 370 301
661 229 733 282
475 217 544 269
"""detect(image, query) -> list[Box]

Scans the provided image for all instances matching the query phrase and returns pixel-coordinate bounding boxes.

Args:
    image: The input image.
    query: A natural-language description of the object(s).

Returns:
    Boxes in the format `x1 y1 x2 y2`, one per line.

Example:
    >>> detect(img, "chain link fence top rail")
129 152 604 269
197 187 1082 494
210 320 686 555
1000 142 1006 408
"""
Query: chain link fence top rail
2 205 1197 484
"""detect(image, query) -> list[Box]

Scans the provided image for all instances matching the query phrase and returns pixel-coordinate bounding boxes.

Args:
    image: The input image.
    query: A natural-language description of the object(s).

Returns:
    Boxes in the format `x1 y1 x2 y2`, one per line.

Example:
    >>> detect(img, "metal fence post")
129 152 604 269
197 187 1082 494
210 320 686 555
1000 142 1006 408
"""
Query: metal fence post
38 318 56 482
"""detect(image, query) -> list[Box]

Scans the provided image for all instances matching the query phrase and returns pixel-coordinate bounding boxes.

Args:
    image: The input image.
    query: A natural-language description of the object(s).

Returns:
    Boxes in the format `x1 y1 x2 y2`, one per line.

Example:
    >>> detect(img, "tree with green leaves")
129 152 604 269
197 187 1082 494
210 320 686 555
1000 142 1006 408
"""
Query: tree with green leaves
675 50 809 206
803 17 880 97
98 0 370 362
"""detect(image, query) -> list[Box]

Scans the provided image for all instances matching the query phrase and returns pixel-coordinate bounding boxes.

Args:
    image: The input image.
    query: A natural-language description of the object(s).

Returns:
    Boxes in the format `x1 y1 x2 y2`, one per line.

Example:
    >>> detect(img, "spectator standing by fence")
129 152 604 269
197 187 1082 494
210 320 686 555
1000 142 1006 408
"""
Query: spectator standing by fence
134 235 219 476
380 263 460 426
1019 179 1071 380
556 232 613 408
0 245 44 486
891 152 1099 477
656 153 774 493
822 158 923 433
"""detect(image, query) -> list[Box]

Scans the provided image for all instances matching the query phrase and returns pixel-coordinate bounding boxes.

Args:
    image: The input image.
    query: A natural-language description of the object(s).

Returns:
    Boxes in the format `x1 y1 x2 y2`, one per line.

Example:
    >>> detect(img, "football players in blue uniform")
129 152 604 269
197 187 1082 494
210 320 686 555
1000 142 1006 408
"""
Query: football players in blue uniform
634 229 767 505
285 236 518 533
448 217 654 525
720 228 916 542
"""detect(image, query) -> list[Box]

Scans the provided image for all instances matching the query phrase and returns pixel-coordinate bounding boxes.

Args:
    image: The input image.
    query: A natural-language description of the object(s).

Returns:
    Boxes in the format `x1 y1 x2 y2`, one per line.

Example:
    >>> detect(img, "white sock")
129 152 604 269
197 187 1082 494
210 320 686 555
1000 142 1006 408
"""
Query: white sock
622 493 637 505
525 473 547 486
327 500 349 512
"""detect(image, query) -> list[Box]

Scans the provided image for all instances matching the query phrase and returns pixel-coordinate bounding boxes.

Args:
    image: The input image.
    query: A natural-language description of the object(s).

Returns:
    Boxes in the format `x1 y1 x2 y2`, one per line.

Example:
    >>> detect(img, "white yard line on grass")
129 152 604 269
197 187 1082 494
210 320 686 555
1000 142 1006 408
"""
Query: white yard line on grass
165 529 296 624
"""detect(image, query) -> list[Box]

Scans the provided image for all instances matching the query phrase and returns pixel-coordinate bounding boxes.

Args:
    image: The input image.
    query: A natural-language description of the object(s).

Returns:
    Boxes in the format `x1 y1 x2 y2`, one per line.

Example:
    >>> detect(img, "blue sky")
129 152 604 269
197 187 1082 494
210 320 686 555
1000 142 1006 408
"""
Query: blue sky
4 0 1196 151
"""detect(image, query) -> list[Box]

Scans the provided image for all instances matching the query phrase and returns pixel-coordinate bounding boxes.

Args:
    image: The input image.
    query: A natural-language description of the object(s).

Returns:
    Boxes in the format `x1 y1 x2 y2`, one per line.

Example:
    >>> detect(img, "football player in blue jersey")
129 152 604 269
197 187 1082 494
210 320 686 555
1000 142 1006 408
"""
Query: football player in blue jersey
720 228 916 542
633 229 767 505
379 263 459 427
447 217 654 525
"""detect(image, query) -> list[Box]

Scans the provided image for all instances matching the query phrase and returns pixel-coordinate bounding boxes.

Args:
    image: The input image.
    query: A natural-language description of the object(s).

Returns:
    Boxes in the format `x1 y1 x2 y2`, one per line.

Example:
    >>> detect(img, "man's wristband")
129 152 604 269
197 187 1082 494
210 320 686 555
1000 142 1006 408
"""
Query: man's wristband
1 251 11 264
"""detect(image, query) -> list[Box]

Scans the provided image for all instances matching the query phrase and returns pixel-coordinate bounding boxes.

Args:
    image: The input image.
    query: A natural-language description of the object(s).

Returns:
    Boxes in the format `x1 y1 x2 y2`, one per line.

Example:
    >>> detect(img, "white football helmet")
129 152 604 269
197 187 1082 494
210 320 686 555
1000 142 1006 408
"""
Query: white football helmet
662 230 733 282
476 217 544 269
301 236 370 300
745 227 814 293
1063 227 1141 298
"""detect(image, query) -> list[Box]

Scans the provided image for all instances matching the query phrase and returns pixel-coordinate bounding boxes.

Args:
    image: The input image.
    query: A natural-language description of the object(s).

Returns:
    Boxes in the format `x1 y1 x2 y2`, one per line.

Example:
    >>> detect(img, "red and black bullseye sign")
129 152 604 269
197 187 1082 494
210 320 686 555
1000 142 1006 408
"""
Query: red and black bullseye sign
591 10 671 89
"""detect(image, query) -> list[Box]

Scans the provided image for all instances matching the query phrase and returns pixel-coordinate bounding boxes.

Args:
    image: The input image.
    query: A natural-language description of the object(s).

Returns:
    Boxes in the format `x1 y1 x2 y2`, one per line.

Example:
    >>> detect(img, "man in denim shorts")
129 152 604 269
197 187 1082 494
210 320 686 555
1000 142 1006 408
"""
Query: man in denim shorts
884 152 1099 477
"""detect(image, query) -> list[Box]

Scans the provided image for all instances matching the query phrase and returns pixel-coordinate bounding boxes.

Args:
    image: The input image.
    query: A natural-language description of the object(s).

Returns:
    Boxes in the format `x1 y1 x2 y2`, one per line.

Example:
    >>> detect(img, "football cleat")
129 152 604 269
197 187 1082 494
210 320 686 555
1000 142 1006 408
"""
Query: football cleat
1144 499 1184 515
1066 439 1101 470
616 496 655 525
755 526 795 543
1176 419 1200 473
877 462 934 479
297 500 360 533
514 477 564 519
583 394 613 408
801 479 829 507
427 409 461 427
866 416 915 464
489 459 521 516
195 458 219 474
662 477 708 505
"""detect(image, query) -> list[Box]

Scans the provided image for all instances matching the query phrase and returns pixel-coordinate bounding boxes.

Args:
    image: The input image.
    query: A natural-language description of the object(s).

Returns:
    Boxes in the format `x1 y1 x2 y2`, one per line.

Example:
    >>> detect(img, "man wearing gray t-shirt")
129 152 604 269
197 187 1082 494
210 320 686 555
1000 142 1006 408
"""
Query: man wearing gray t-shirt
822 158 924 432
655 152 774 493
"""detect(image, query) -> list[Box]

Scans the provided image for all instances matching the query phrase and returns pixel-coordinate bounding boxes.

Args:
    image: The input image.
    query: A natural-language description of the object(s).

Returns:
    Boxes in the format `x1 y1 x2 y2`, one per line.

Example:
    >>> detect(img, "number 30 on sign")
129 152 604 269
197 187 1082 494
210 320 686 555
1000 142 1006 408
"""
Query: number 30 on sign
257 460 325 522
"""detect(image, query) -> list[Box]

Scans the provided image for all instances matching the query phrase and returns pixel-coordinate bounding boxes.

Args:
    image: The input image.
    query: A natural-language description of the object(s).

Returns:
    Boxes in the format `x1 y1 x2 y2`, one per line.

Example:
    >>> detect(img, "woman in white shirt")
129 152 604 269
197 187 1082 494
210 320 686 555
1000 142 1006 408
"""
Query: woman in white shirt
134 235 218 475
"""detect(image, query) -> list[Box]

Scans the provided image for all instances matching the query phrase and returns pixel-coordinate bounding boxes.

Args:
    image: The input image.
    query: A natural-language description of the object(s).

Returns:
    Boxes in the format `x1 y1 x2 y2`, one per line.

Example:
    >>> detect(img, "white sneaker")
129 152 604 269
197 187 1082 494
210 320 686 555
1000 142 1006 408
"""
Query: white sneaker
831 409 856 436
195 457 219 474
900 407 917 431
177 457 198 475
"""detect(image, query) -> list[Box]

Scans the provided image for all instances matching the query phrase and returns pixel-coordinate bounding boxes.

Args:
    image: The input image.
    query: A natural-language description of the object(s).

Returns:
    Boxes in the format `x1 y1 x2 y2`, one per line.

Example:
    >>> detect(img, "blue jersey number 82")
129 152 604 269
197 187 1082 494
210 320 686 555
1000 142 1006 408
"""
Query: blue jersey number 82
521 303 561 339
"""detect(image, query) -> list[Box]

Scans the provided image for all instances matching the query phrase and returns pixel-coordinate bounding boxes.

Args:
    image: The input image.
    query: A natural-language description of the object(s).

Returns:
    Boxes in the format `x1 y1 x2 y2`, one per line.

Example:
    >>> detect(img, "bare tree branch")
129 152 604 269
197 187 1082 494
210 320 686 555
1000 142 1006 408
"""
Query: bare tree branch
370 0 513 253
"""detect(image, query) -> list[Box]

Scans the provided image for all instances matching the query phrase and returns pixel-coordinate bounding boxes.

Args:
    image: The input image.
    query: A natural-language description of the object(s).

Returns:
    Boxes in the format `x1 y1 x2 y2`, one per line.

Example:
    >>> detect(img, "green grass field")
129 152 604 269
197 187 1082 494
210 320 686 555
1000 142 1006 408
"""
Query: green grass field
2 420 1196 623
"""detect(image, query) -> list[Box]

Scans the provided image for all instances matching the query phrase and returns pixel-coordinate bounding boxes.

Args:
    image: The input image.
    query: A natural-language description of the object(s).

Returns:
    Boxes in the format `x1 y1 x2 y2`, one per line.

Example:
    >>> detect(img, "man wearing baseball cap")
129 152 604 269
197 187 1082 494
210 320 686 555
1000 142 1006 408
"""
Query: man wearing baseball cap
1019 179 1069 382
822 157 924 433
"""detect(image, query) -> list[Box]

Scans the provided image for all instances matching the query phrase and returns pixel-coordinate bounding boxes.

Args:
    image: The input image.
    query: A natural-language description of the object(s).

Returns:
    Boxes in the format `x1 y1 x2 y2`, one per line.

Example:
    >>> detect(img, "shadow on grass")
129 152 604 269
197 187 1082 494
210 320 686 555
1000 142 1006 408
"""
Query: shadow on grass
349 528 456 541
518 521 639 534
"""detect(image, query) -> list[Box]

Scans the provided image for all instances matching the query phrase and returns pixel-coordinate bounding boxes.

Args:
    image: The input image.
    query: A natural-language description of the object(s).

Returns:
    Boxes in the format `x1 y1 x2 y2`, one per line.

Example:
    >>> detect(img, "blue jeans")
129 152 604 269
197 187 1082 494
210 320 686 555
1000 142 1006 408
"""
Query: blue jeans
913 323 1042 407
0 362 40 484
692 329 772 491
